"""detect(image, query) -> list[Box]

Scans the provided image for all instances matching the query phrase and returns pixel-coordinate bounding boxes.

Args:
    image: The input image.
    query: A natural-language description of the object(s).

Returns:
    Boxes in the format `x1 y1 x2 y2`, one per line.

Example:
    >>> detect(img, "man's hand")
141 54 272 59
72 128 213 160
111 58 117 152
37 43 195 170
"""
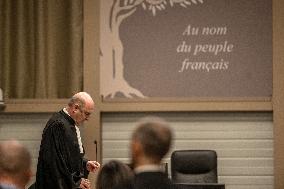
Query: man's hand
80 178 91 189
86 161 100 173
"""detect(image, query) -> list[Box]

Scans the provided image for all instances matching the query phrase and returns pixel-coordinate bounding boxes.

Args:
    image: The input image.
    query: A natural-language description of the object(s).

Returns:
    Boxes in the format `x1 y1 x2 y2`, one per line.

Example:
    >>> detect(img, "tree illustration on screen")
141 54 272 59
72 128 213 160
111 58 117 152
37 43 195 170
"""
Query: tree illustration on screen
100 0 204 98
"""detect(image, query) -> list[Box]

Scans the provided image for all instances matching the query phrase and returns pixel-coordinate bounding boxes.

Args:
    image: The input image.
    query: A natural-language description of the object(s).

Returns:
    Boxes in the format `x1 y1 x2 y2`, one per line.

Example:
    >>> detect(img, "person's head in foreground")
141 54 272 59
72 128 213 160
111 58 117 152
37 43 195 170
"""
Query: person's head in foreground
96 160 134 189
0 140 32 189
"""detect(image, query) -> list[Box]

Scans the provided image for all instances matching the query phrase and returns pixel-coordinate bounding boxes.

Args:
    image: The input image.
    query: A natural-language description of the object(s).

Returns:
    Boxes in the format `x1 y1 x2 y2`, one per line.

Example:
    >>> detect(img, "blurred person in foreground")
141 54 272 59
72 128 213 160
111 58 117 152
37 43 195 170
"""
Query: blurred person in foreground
96 160 134 189
0 140 32 189
33 92 100 189
115 116 173 189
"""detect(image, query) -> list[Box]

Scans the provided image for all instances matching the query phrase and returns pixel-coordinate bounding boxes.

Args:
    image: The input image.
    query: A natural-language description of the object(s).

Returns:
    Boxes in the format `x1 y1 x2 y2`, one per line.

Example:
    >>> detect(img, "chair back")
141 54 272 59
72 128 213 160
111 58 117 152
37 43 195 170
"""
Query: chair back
171 150 218 183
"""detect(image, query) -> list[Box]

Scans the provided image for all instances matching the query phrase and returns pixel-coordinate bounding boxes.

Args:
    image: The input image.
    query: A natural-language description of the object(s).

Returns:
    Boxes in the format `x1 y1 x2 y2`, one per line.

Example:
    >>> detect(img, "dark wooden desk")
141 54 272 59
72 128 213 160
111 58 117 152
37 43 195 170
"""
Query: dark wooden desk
173 183 225 189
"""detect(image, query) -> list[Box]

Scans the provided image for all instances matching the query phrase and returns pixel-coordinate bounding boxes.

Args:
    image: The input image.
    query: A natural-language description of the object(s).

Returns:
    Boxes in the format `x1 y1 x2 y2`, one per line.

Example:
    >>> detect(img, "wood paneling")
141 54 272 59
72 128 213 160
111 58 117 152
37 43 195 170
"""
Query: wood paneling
102 112 273 189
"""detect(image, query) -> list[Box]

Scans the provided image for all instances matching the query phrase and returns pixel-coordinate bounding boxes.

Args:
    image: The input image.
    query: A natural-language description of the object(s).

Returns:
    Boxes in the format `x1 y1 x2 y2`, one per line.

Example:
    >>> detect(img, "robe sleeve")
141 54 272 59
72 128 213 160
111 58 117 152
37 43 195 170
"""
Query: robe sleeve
38 121 81 189
83 157 90 178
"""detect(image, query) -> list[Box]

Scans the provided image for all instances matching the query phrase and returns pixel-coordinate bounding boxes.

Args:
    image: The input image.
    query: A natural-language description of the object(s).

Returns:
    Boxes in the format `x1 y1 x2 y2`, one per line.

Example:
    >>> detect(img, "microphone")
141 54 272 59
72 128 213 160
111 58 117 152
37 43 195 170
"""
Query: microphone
94 140 97 161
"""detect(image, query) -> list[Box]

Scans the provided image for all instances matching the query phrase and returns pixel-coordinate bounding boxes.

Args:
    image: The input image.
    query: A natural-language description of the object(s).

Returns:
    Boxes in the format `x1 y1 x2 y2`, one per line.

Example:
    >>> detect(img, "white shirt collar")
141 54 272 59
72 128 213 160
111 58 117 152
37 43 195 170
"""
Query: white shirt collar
63 108 84 153
0 183 19 189
134 164 163 174
63 108 70 117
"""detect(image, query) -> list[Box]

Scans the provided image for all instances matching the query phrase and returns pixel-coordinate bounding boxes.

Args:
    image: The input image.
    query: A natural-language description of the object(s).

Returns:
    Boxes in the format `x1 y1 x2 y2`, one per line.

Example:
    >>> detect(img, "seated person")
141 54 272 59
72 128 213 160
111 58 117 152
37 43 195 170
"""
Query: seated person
115 116 174 189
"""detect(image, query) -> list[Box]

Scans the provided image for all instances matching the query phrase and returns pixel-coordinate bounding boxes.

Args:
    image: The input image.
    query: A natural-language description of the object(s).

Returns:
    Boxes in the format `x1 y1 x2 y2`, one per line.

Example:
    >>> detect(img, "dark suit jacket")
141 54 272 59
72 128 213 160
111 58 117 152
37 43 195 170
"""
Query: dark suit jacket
116 171 174 189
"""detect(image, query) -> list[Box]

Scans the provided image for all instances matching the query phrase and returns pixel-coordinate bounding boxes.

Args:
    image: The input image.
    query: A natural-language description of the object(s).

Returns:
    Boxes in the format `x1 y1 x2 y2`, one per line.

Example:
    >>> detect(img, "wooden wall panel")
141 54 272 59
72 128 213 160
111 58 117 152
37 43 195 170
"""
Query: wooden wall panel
102 112 273 189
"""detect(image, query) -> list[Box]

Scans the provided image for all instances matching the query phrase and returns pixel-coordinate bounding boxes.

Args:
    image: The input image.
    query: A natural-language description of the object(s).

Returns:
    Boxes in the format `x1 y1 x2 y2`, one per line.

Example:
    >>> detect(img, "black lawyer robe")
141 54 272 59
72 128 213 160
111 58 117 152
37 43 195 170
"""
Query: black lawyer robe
34 110 89 189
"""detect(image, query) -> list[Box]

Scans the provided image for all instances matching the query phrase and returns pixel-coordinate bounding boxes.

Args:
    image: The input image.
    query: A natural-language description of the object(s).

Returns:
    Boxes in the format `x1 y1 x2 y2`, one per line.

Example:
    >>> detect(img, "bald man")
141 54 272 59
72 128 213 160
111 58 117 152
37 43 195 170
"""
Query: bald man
0 140 32 189
34 92 100 189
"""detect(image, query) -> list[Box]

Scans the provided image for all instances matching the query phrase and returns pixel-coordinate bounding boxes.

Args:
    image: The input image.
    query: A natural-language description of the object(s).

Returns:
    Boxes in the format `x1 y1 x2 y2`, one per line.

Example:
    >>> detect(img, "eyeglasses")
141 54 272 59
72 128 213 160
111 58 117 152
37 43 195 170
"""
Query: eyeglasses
80 108 91 117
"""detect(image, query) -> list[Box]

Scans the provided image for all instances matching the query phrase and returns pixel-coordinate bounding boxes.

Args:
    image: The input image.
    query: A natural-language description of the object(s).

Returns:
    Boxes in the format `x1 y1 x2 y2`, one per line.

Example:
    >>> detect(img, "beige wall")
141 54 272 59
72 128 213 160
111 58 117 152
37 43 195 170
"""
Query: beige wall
82 0 284 188
0 0 283 188
273 0 284 189
102 112 274 189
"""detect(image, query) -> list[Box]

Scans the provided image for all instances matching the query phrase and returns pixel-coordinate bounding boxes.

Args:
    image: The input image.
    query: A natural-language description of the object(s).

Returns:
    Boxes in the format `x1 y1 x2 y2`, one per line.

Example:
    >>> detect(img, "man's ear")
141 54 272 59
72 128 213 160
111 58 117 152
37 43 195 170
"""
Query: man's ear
27 168 33 180
74 104 80 112
22 168 33 185
132 140 142 156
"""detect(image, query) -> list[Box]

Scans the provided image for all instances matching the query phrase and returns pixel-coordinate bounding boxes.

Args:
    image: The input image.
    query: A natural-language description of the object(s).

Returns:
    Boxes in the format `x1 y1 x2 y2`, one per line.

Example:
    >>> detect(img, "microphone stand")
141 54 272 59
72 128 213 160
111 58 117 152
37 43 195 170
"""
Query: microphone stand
94 140 97 161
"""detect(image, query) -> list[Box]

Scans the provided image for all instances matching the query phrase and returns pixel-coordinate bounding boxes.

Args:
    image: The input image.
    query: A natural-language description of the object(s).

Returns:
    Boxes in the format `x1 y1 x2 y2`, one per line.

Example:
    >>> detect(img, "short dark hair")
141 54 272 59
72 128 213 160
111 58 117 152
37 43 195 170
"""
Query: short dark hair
96 160 134 189
132 117 172 161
